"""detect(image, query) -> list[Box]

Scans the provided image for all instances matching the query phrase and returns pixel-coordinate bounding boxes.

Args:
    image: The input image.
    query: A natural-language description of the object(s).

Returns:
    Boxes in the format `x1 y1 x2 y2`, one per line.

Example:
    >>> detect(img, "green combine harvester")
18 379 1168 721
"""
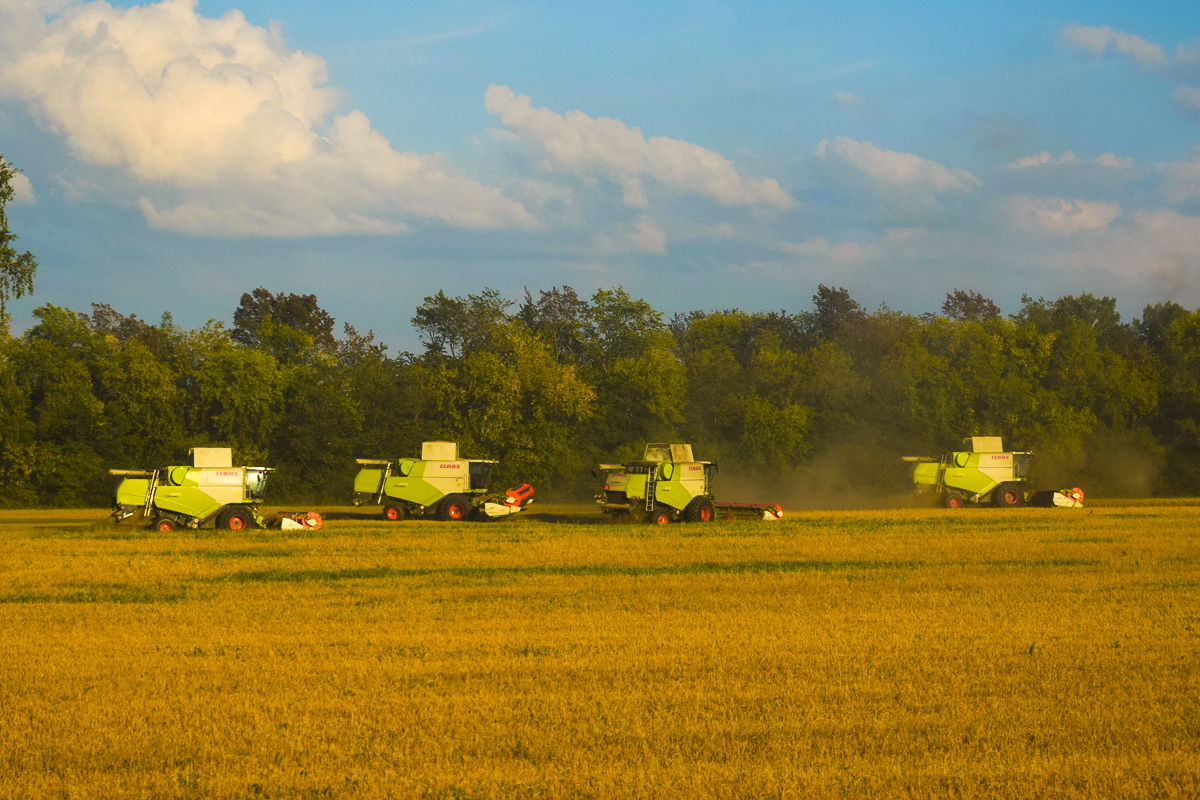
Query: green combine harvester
594 443 783 524
903 436 1083 508
109 447 321 531
352 441 535 521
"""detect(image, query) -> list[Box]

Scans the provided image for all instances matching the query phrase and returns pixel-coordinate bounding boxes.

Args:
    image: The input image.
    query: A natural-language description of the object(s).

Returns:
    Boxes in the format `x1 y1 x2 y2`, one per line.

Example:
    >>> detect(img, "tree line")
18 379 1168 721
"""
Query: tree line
1 283 1198 508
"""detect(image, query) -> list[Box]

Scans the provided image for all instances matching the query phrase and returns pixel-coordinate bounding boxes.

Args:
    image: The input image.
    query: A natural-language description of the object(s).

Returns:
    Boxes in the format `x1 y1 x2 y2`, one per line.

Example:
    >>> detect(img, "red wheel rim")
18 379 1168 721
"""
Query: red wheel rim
655 513 669 525
448 503 465 519
385 507 399 520
700 505 713 522
157 521 172 532
228 515 246 530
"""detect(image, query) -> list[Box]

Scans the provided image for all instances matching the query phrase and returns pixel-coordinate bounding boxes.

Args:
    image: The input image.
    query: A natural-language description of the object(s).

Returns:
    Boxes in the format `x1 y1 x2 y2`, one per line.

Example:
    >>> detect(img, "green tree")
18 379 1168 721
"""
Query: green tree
412 288 512 358
942 289 1000 322
0 154 37 333
231 288 337 365
582 288 684 454
517 286 590 363
178 322 283 461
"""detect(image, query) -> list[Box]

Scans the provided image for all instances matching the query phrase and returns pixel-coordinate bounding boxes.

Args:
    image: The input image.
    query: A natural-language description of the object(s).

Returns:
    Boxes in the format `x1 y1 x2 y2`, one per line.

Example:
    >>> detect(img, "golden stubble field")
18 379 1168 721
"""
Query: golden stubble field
1 503 1198 799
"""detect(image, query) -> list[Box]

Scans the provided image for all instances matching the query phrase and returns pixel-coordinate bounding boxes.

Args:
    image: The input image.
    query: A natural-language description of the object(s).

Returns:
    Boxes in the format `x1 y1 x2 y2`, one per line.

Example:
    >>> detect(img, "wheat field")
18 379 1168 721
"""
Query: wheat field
1 503 1198 799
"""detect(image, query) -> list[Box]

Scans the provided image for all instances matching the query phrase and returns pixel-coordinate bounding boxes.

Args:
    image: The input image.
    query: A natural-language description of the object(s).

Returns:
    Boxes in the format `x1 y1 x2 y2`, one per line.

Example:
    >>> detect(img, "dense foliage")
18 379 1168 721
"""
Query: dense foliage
0 284 1196 506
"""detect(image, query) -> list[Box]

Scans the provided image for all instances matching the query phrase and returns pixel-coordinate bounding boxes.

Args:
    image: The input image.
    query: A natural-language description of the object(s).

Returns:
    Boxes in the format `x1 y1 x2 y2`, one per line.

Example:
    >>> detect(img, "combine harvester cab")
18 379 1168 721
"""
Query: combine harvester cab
352 441 535 521
109 447 320 531
594 443 783 524
903 436 1083 509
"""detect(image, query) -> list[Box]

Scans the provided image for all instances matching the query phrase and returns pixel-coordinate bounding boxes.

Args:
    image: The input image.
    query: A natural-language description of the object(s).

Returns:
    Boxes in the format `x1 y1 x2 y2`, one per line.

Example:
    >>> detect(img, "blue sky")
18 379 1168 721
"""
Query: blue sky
1 0 1198 352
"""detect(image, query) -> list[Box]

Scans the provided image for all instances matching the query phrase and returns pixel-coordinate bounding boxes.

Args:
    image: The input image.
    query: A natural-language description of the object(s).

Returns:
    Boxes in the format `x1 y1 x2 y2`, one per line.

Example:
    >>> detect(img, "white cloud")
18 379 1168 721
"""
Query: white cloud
1063 209 1200 302
1095 152 1134 169
1061 24 1167 68
484 84 795 209
1008 195 1122 235
1161 145 1200 203
813 136 979 192
0 0 538 235
833 92 864 107
1173 85 1200 112
1003 151 1076 169
781 236 879 265
6 170 35 204
1178 43 1200 67
593 216 667 255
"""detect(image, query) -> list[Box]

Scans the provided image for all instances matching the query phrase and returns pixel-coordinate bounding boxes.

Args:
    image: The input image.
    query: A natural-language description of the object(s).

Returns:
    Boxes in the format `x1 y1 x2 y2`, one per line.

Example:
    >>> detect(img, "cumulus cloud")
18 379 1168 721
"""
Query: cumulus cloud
781 236 879 265
1161 145 1200 203
1174 85 1200 112
813 136 979 192
1008 196 1122 235
0 0 537 235
1095 152 1134 169
1063 209 1200 301
593 216 667 255
1061 24 1167 68
484 84 795 210
1003 151 1076 169
6 170 35 204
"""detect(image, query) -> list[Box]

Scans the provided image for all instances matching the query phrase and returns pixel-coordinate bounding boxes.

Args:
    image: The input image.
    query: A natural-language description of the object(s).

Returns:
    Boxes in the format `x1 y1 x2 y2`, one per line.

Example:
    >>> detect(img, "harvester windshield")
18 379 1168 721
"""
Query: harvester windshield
244 468 272 500
469 461 494 491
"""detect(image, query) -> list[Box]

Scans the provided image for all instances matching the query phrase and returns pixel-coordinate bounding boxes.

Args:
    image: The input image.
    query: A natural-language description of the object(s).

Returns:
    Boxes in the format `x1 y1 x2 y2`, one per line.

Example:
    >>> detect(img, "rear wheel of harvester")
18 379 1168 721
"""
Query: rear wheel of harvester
383 504 405 521
649 506 673 525
440 494 471 521
218 505 252 530
685 497 715 522
155 517 177 532
944 493 965 509
994 483 1025 508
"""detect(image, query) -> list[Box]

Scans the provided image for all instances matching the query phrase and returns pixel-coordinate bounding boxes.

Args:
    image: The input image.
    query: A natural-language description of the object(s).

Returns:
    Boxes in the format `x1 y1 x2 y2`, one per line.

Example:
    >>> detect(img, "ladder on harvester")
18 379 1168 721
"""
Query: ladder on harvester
374 461 393 505
645 466 657 512
144 469 162 520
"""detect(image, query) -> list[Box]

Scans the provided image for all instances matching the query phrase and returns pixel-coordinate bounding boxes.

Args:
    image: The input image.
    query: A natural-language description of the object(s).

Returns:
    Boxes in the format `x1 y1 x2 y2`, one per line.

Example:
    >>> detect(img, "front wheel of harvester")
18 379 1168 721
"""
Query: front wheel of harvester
154 517 177 532
649 506 673 526
439 494 471 522
685 497 715 522
994 483 1025 508
383 504 405 521
944 493 966 509
218 505 253 530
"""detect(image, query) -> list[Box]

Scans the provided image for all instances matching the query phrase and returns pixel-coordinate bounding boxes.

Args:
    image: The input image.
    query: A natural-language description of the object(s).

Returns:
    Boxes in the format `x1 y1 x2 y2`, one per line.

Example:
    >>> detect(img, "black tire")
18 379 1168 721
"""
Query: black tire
649 506 673 525
218 505 253 530
685 496 715 522
154 517 177 532
439 494 471 522
944 493 965 509
994 483 1025 508
383 504 405 521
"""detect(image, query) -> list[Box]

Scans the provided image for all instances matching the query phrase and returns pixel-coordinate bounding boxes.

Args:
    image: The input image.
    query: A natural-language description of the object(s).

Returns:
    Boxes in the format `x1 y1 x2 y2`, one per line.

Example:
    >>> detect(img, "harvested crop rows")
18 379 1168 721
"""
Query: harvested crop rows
2 504 1198 799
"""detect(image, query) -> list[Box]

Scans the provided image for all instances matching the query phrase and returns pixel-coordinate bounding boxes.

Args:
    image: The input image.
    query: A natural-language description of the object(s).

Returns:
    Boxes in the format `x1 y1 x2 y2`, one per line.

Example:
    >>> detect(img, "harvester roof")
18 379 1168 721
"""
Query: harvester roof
643 443 695 463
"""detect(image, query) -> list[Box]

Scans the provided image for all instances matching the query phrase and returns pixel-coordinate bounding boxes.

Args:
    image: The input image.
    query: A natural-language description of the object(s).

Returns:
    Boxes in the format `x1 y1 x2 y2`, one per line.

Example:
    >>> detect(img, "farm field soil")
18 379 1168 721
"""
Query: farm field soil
1 504 1198 799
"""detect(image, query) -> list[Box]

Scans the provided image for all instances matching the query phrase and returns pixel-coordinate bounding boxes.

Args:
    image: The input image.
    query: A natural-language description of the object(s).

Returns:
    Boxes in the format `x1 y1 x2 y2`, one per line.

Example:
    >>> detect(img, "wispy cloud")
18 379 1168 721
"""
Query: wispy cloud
397 18 510 47
1060 24 1167 68
814 136 979 192
1003 151 1076 169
